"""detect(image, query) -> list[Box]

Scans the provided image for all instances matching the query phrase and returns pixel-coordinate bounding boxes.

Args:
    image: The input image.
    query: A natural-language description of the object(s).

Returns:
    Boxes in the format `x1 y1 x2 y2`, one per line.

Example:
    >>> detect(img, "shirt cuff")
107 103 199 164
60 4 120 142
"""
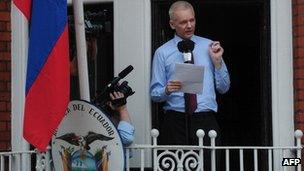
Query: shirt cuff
162 87 170 98
117 121 135 134
214 60 226 74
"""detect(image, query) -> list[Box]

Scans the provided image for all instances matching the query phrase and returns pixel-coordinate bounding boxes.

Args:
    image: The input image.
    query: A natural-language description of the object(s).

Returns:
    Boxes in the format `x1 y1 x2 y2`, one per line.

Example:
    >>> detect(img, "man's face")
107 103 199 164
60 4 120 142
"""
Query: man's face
170 8 196 39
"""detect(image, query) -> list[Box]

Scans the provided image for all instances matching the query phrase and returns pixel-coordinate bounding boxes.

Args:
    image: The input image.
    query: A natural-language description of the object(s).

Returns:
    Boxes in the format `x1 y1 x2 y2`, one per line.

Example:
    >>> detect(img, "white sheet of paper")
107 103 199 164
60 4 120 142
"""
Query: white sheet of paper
174 63 204 94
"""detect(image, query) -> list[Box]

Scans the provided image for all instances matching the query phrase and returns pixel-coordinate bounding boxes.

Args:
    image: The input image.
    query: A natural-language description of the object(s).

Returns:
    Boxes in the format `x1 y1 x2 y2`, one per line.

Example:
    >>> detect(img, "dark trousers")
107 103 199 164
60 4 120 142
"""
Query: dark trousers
159 110 222 170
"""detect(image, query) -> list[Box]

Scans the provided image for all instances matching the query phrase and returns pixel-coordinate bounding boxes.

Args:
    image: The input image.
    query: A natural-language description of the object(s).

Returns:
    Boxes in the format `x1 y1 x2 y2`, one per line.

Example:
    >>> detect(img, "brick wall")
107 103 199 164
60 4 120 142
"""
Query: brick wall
293 1 304 168
0 0 11 151
293 0 304 132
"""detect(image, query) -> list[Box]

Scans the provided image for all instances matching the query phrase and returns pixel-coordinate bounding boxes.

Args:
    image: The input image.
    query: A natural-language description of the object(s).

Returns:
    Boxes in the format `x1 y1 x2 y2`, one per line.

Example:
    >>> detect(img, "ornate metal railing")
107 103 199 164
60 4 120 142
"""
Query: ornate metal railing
0 129 303 171
125 129 303 171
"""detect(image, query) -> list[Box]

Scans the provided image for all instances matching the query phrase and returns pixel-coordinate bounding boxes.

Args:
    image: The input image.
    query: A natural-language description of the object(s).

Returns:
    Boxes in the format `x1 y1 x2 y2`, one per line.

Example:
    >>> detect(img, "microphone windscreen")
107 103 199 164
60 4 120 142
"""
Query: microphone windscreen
177 39 195 52
118 65 134 78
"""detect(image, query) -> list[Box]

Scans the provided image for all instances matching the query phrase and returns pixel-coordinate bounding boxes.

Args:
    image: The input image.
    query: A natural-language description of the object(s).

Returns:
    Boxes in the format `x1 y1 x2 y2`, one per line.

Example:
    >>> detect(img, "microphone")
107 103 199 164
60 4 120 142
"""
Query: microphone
177 39 195 63
108 65 134 87
93 65 135 106
118 65 134 78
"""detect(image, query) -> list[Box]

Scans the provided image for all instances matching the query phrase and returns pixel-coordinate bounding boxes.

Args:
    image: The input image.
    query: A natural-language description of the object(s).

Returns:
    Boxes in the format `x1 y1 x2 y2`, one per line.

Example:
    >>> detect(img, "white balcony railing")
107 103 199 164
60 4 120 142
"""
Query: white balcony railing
0 129 303 171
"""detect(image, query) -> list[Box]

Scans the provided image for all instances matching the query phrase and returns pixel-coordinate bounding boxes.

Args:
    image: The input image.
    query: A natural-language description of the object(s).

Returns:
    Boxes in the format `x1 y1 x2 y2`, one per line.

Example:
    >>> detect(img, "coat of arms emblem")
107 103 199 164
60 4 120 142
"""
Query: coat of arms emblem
52 100 125 171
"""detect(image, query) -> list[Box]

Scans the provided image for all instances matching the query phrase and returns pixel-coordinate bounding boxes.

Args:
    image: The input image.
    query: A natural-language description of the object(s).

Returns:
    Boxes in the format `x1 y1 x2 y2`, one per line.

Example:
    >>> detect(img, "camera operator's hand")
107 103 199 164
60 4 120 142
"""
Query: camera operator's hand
108 91 127 112
108 91 131 123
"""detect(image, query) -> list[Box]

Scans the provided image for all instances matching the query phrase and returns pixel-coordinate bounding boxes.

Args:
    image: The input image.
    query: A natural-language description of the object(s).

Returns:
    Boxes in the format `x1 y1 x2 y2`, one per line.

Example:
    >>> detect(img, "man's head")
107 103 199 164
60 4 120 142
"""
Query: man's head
169 1 195 39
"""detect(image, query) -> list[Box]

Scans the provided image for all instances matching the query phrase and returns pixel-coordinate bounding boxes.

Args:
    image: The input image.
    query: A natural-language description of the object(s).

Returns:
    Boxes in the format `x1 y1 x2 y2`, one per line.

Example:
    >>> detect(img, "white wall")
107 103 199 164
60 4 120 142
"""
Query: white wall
113 0 152 167
271 0 294 170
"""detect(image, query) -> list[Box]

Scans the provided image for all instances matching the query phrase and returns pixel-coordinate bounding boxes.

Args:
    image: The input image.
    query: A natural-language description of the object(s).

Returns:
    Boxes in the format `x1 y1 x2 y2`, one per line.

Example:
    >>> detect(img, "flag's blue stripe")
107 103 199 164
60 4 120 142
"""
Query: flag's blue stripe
26 0 67 94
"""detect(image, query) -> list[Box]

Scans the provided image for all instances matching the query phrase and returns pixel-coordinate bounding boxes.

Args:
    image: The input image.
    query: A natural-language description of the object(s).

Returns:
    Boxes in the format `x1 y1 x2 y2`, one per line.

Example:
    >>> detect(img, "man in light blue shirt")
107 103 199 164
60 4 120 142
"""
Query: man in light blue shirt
150 2 230 170
150 1 230 146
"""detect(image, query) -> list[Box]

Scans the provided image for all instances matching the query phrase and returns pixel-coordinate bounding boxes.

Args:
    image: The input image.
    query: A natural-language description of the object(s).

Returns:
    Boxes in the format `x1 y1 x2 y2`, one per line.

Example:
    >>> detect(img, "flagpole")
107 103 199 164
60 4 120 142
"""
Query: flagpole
73 0 91 101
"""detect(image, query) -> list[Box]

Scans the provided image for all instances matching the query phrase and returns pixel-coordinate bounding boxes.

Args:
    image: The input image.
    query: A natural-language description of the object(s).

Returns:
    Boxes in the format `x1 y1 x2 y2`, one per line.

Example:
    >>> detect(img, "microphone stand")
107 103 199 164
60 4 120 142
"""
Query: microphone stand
178 40 195 145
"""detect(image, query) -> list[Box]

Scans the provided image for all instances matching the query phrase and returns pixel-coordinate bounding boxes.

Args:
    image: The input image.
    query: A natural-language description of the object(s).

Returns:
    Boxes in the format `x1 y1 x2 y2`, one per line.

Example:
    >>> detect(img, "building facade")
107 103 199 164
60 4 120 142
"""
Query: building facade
0 0 11 151
0 0 304 169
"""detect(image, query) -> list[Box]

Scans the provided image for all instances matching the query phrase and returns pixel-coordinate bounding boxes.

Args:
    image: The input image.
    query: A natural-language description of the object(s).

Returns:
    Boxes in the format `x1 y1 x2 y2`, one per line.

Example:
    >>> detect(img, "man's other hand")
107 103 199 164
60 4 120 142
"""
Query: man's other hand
165 80 182 95
209 41 224 69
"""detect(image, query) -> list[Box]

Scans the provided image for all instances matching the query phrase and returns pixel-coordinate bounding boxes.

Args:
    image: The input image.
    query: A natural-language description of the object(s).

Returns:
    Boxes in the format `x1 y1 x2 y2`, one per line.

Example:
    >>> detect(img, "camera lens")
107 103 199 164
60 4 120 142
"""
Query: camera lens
117 81 134 98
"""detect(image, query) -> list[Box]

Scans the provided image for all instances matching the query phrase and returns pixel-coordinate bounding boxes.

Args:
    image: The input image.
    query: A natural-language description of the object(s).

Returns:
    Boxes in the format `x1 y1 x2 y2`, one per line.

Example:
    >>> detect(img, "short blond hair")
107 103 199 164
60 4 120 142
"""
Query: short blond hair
169 1 194 20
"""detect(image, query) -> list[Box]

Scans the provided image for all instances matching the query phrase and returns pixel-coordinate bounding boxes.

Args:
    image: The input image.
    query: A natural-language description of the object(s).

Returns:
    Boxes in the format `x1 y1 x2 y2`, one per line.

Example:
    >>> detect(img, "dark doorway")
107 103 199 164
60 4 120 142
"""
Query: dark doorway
68 3 114 101
151 0 272 170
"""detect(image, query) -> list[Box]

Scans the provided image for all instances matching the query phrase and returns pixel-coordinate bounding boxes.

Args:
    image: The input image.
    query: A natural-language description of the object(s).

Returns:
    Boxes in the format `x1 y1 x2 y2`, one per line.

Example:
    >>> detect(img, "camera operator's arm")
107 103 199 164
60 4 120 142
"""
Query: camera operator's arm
109 92 135 146
110 92 131 122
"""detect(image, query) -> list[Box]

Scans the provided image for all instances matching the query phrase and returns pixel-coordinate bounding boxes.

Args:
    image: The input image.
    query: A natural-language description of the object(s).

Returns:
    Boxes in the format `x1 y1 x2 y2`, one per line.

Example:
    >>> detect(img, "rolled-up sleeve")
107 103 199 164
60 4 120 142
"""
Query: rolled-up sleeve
117 121 135 146
214 59 230 94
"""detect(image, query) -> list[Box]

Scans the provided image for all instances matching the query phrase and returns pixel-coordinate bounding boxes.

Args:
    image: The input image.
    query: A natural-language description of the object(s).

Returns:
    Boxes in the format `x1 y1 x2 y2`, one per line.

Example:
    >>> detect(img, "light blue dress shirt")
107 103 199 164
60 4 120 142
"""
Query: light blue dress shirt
117 121 135 146
150 35 230 113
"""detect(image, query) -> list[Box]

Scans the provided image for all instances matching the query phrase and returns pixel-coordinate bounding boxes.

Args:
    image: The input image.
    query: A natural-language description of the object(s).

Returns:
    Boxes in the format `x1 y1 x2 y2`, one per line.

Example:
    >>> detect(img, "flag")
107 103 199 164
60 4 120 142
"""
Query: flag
13 0 70 151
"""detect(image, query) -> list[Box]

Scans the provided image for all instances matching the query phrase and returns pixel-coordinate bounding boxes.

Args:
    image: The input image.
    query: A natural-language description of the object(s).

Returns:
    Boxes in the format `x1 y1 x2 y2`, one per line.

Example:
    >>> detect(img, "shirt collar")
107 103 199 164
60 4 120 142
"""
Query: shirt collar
173 34 197 46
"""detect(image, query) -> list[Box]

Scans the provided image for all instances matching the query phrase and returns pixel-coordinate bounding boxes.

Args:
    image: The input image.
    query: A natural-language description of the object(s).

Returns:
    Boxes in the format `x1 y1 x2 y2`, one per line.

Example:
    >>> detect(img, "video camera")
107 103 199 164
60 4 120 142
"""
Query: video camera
94 65 135 109
83 10 112 36
68 10 112 38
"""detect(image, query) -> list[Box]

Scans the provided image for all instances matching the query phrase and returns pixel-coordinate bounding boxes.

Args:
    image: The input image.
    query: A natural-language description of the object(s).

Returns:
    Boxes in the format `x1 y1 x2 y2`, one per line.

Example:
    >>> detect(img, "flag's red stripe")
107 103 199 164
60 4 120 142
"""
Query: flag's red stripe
13 0 32 20
23 26 70 151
